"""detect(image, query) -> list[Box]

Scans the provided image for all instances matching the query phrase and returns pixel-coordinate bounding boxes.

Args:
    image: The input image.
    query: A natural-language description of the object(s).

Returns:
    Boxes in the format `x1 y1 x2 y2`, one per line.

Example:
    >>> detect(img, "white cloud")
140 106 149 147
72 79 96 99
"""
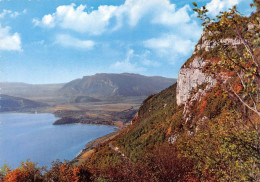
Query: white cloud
207 0 240 16
110 49 145 72
33 14 55 28
33 3 117 34
33 0 196 34
55 34 95 50
32 0 203 65
144 34 195 64
32 18 40 26
0 9 27 19
0 24 22 51
42 14 55 27
0 9 11 19
121 0 177 27
152 4 191 26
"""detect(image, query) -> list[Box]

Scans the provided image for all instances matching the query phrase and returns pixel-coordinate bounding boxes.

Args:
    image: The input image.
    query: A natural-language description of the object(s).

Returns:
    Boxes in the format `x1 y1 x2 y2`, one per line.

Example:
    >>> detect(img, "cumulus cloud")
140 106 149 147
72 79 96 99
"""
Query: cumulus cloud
144 34 195 64
110 49 145 72
33 4 117 34
33 14 55 28
0 24 22 51
152 4 191 26
33 0 197 34
32 0 204 65
55 34 95 50
207 0 240 16
120 0 179 27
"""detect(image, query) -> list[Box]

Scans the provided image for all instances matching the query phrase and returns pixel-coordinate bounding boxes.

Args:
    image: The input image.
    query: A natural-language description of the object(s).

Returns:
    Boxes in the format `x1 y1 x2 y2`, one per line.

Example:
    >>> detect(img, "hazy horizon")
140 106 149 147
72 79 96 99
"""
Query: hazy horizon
0 72 177 85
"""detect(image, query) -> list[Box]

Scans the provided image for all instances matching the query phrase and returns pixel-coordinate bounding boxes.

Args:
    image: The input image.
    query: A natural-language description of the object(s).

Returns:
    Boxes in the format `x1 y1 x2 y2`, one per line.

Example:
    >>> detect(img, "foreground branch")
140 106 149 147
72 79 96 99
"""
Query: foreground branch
229 83 260 117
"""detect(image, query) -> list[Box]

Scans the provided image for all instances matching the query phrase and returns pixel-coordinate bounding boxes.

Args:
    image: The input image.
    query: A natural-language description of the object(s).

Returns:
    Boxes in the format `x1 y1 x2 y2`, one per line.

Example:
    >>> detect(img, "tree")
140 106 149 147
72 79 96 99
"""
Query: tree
192 1 260 132
2 160 44 182
43 160 91 182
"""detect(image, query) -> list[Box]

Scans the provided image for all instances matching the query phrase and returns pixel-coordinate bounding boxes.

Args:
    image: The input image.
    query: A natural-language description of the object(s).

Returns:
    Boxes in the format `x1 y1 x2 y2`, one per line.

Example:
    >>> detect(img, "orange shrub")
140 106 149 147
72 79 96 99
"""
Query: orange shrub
44 160 91 182
215 90 222 96
199 100 208 115
233 82 242 93
3 160 43 182
3 168 28 182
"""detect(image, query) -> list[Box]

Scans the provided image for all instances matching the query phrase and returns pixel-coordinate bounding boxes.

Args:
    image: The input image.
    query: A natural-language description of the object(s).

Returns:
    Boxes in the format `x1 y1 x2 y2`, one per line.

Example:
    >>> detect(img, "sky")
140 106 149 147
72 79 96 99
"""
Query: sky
0 0 254 84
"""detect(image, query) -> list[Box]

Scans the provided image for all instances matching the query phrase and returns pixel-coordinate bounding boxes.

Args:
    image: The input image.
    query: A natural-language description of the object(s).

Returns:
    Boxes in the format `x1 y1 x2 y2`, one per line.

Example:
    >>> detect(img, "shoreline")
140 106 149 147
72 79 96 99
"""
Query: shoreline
71 130 120 165
0 111 124 127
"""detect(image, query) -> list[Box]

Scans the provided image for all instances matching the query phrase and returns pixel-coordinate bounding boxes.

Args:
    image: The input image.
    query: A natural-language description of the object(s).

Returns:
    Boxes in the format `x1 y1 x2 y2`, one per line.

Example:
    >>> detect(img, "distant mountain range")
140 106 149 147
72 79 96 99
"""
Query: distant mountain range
0 73 176 111
0 94 48 112
60 73 176 97
0 82 65 98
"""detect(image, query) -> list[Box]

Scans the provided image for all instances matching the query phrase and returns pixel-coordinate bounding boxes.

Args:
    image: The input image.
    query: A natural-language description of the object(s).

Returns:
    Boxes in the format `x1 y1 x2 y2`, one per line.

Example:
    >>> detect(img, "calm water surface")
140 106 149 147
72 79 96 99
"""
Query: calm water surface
0 113 116 168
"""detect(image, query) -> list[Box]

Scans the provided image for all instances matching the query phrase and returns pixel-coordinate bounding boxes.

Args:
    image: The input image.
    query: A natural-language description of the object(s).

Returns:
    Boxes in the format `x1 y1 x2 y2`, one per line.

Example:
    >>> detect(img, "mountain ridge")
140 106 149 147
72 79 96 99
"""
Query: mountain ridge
0 94 49 112
60 73 176 97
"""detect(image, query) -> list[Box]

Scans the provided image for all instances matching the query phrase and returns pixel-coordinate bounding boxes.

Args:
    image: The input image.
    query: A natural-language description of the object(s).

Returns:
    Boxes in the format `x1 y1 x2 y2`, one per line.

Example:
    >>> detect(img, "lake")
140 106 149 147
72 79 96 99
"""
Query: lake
0 113 116 168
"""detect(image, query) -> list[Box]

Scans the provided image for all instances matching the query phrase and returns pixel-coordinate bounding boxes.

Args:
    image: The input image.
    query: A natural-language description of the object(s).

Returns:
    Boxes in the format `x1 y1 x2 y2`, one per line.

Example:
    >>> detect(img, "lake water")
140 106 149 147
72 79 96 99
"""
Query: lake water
0 113 116 168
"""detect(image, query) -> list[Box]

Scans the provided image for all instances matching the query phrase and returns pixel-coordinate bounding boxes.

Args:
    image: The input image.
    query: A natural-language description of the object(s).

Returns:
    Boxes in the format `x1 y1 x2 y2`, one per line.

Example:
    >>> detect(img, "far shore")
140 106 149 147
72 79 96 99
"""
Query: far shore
0 111 127 128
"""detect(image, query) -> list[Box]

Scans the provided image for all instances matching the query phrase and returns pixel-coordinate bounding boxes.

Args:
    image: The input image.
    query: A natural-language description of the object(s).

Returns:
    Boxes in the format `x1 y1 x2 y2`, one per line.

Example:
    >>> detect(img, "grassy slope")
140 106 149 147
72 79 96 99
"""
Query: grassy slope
83 77 259 181
115 83 179 162
83 83 184 171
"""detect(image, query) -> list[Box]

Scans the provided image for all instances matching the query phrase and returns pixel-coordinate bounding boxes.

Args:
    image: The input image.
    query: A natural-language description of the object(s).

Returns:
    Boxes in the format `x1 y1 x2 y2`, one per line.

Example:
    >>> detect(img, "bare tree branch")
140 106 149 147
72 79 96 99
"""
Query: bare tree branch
229 83 260 117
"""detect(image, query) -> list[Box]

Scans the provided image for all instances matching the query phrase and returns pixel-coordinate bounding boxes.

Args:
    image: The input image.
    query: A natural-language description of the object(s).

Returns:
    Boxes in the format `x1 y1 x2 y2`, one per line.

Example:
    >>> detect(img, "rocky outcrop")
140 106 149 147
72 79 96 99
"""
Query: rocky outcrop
176 32 241 106
176 57 217 106
168 135 178 144
195 32 242 53
196 38 242 52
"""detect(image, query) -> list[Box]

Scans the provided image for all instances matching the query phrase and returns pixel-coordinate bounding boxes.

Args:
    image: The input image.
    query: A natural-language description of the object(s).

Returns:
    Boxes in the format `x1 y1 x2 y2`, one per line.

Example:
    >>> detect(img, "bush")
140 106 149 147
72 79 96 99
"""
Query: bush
2 160 44 182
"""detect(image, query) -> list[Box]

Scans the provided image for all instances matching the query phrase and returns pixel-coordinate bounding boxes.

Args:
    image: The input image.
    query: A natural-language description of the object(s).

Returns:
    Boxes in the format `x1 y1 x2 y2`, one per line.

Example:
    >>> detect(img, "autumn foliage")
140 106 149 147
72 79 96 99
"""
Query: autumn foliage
1 160 91 182
2 160 43 182
103 145 195 182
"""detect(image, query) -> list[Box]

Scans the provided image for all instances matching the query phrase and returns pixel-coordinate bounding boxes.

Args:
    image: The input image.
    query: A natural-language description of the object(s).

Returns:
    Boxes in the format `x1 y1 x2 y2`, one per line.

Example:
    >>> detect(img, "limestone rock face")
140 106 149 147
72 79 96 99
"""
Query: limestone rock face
176 57 217 106
194 32 242 53
176 30 244 107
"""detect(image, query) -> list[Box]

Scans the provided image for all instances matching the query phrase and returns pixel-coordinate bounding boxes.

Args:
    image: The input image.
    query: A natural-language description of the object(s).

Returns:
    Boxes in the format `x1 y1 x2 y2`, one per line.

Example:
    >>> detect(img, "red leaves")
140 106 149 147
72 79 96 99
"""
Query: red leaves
200 100 208 115
2 160 91 182
232 82 243 93
215 89 222 96
3 161 43 182
3 168 28 182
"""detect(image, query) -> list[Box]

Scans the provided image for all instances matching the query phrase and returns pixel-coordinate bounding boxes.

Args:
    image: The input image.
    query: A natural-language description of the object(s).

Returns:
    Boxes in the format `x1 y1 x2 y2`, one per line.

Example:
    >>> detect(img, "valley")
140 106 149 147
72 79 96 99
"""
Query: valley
0 73 176 127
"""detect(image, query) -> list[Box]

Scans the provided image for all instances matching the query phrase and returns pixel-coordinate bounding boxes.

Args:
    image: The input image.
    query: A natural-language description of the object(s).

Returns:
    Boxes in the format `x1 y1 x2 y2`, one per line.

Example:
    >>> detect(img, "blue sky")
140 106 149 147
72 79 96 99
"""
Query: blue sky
0 0 254 84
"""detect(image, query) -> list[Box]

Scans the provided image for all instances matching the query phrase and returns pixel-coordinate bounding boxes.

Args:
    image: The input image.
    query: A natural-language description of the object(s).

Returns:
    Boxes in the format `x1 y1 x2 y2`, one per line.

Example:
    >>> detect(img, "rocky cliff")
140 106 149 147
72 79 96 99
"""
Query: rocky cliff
176 33 245 107
176 57 216 106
